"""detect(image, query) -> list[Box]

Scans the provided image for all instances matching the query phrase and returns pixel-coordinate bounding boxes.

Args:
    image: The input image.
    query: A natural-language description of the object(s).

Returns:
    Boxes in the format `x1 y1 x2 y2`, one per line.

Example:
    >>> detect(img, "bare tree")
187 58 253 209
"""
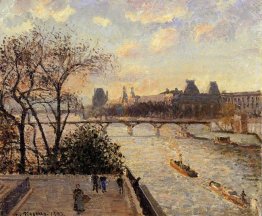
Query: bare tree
0 27 116 172
0 113 18 173
33 29 116 161
0 31 43 173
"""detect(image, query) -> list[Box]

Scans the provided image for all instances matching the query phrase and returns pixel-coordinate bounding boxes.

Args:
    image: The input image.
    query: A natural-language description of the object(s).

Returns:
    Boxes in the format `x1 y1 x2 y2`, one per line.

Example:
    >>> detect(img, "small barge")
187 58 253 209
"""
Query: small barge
209 181 249 208
170 159 198 178
213 136 232 144
213 136 239 147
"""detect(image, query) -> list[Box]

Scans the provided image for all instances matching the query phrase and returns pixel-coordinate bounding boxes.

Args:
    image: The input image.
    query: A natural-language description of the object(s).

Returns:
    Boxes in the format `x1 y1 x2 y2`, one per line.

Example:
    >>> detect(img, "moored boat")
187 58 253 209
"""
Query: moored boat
209 181 249 208
213 136 231 144
170 159 198 178
213 136 238 146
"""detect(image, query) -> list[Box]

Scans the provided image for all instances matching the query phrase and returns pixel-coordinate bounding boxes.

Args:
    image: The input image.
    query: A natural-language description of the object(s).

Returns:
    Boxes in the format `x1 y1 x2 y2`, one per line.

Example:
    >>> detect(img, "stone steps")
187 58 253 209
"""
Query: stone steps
0 185 10 199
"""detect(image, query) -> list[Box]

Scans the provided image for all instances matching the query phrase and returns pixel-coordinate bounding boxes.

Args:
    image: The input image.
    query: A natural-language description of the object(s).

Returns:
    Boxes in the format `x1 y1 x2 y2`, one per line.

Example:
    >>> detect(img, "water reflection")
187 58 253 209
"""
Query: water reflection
107 124 261 216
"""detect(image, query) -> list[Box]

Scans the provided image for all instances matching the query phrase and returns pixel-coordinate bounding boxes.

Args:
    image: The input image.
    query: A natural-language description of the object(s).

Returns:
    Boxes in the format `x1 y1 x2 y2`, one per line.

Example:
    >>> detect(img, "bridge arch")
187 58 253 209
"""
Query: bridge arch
106 122 131 136
132 123 156 136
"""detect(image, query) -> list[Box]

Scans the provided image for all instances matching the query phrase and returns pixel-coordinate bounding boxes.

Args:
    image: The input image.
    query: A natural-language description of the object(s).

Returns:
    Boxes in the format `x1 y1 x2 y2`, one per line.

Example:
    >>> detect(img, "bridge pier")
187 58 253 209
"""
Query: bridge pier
206 122 212 131
176 124 190 138
126 123 138 136
152 123 163 137
127 125 133 136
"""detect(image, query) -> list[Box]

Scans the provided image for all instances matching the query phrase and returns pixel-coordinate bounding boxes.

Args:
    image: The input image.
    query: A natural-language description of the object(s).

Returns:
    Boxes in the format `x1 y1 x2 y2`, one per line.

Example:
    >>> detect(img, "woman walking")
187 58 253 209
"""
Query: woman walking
73 184 85 214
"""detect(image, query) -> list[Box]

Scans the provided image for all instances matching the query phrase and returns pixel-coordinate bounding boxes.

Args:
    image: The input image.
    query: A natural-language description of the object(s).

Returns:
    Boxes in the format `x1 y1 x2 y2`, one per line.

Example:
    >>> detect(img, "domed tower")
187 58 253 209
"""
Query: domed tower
208 81 220 95
122 86 128 104
184 80 200 95
92 88 108 107
130 87 136 98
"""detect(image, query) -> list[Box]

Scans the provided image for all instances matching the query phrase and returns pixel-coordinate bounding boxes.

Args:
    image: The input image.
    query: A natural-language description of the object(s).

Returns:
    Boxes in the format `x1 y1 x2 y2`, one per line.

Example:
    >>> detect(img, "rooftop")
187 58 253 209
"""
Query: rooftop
221 90 261 96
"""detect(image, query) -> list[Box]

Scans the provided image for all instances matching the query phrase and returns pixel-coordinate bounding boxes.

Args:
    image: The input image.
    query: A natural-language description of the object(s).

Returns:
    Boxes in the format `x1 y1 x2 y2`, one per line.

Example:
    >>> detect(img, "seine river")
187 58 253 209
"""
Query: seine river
106 124 261 216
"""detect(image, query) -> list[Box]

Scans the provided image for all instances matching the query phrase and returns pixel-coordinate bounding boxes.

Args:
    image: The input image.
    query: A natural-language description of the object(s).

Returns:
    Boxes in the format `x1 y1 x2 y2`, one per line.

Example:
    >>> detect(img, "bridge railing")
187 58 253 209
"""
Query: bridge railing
125 167 166 216
0 177 30 216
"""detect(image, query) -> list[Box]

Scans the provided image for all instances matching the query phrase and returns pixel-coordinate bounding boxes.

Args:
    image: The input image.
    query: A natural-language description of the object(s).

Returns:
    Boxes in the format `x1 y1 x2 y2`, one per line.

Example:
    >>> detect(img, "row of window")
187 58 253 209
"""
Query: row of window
222 96 260 103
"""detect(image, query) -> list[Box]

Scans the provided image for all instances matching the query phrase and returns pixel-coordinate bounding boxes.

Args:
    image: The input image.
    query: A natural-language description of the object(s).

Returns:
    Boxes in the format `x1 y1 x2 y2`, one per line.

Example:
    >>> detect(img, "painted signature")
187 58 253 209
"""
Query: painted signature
16 212 65 216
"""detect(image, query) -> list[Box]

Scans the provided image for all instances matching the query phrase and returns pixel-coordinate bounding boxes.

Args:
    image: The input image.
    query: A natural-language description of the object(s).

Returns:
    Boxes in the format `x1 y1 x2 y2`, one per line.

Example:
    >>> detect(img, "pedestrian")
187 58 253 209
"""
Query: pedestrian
241 190 247 203
100 176 107 193
116 175 124 194
73 184 85 214
92 173 99 193
132 177 141 194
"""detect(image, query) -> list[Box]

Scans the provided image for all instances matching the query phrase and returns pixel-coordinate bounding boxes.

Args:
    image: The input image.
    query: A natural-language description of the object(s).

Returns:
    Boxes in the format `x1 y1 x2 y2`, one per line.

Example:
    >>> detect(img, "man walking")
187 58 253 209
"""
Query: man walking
92 173 99 193
116 175 124 194
100 176 107 193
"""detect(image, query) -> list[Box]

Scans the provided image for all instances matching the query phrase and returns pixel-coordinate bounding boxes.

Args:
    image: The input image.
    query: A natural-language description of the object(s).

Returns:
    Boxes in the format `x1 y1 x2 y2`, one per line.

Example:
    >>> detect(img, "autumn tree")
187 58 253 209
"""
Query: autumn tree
0 27 116 173
219 103 236 130
0 113 19 173
30 29 116 164
0 31 43 173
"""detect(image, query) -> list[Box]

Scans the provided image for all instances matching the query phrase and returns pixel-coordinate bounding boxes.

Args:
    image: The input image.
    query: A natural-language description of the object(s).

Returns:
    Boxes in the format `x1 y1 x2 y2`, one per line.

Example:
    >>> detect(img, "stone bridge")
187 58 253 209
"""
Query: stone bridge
27 119 213 136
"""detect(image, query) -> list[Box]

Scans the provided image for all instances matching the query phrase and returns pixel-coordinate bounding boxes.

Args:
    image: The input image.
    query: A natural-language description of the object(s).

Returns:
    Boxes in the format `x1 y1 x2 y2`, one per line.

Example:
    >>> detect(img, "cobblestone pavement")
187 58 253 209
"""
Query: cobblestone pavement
13 176 136 216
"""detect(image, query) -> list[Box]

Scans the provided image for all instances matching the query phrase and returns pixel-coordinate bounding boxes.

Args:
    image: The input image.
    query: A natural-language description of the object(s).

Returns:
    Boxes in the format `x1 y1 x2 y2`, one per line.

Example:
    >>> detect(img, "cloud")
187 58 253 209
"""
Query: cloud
189 0 261 43
194 24 214 42
150 28 177 53
10 0 76 23
51 5 76 22
32 3 75 22
125 1 187 24
216 0 237 11
93 16 112 27
116 41 140 57
3 20 33 34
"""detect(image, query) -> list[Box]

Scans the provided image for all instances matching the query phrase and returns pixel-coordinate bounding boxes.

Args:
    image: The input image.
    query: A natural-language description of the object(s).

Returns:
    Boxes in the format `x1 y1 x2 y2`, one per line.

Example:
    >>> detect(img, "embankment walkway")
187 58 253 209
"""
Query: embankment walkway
0 175 141 216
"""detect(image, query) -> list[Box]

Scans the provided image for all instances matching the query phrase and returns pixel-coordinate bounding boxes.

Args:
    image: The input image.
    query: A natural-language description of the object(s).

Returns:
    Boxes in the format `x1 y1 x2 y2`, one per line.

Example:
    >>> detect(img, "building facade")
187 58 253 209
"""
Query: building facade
173 80 221 118
221 91 262 116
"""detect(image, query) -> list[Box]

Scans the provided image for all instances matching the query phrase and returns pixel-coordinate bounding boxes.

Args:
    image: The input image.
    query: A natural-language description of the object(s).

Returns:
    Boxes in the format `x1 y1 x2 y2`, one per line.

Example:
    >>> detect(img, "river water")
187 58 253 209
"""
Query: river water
107 124 261 216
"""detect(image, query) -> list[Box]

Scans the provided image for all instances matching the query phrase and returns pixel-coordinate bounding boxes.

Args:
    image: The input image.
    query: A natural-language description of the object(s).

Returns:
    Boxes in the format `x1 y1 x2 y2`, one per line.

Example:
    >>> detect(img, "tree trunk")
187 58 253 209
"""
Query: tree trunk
31 124 40 173
29 104 51 156
53 88 62 163
18 122 26 173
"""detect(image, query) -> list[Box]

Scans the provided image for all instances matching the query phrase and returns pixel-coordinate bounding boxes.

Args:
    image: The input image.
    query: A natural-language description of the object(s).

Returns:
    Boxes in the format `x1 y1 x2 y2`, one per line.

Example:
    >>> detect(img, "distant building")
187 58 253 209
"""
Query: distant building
160 88 183 95
92 88 108 108
108 80 261 118
173 80 221 118
138 94 173 104
130 87 136 98
121 86 128 104
221 91 262 116
209 81 220 95
184 80 200 95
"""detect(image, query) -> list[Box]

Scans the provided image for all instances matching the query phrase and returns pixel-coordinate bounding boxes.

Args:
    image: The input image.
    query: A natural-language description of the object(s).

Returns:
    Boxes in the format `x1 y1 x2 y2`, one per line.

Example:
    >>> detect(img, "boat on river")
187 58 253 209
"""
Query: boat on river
213 136 238 146
170 159 198 177
213 136 232 144
209 181 249 208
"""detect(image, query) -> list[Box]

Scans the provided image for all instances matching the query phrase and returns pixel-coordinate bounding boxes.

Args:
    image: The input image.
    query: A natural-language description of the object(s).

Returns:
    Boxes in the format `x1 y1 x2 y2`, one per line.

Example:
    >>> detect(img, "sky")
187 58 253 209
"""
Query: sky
0 0 261 104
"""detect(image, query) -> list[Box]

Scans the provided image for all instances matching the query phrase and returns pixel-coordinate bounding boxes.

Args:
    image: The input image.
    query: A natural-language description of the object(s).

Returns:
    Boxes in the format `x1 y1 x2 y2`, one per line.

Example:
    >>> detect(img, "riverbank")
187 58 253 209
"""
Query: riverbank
187 124 261 148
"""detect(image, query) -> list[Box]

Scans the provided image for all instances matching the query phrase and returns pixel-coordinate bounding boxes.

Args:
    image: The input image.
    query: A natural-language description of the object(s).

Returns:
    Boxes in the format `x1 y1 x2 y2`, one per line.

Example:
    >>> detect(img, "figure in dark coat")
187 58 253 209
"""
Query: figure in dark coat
100 176 107 193
117 175 124 194
92 174 99 193
73 184 85 213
